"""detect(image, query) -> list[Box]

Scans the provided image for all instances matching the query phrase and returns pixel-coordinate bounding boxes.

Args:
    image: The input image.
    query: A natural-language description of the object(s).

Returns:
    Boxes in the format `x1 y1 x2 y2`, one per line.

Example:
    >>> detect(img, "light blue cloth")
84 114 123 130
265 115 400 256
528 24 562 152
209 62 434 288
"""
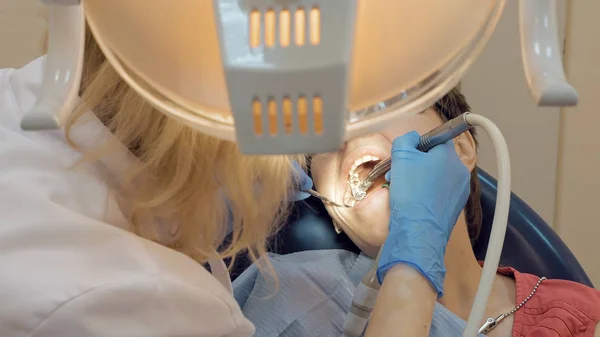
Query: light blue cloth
233 249 486 337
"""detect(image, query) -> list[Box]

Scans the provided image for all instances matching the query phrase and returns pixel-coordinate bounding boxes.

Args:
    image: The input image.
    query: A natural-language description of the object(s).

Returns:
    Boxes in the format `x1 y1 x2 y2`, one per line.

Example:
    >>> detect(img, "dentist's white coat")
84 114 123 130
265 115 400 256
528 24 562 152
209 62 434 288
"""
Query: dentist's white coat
0 57 255 337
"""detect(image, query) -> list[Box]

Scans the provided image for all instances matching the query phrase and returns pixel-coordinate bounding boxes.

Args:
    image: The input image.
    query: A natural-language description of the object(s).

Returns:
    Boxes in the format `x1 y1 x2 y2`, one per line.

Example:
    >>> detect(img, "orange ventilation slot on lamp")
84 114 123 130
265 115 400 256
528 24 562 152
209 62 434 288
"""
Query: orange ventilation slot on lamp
279 9 291 47
313 96 323 135
282 97 293 134
295 8 306 46
309 7 321 45
267 98 278 135
249 7 321 48
264 10 276 47
252 99 263 135
297 96 309 135
251 96 323 136
249 10 261 48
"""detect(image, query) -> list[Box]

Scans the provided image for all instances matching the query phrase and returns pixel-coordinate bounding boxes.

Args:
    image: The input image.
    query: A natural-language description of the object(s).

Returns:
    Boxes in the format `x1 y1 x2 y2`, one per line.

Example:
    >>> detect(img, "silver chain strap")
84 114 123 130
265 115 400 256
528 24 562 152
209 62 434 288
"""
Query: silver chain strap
478 276 547 335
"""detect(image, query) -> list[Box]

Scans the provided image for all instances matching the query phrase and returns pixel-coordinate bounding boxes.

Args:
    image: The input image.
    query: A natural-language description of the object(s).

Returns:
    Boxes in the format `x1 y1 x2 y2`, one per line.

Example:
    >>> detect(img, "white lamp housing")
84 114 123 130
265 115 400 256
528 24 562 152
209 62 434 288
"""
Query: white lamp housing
24 0 578 154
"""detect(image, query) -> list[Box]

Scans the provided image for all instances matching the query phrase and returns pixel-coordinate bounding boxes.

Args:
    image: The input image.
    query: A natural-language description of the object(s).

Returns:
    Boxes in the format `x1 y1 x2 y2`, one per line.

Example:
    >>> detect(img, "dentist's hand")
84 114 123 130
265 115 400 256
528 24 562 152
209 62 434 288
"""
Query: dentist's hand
377 131 470 298
291 161 313 202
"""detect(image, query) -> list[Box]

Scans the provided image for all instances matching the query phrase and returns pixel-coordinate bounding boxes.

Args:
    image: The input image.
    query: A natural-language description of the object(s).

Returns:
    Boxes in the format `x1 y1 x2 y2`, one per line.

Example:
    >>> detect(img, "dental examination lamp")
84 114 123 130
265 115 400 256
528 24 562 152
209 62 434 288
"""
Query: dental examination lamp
27 1 578 336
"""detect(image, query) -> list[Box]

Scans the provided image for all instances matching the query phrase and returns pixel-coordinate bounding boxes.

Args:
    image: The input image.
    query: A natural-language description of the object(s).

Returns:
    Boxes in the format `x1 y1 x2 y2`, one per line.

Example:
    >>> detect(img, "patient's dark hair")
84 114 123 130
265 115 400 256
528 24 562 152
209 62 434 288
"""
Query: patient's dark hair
434 88 483 243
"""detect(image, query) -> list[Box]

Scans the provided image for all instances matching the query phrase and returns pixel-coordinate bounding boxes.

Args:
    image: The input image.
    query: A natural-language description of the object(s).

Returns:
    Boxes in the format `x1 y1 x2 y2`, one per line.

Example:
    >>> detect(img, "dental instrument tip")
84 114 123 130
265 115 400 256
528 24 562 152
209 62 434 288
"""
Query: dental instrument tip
304 189 353 208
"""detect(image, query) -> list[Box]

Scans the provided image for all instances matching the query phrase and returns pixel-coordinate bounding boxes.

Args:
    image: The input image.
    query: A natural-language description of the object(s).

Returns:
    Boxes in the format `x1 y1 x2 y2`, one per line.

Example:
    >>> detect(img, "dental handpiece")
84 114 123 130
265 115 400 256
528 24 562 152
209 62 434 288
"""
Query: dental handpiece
306 112 473 207
352 112 473 201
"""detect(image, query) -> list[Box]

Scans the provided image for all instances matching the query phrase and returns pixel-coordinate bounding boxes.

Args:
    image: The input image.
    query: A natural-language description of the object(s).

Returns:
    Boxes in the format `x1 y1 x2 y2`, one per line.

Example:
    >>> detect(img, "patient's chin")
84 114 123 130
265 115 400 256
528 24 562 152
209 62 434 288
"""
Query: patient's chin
352 188 390 256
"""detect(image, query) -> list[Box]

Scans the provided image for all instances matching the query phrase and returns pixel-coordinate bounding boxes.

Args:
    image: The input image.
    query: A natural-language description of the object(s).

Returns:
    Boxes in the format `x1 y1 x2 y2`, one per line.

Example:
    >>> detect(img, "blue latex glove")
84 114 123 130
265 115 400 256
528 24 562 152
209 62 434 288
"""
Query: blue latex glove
291 161 313 201
377 131 470 298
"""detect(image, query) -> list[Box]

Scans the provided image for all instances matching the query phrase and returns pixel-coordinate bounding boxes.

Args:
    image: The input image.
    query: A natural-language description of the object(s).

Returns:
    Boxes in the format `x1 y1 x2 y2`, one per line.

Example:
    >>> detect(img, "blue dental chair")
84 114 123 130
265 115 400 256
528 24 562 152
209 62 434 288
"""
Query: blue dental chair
231 168 593 287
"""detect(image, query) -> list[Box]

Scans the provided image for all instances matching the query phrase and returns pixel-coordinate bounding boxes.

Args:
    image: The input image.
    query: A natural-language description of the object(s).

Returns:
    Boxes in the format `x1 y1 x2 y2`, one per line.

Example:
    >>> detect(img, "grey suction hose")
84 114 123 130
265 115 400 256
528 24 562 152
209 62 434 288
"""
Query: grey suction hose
342 250 382 337
461 114 511 337
342 113 511 337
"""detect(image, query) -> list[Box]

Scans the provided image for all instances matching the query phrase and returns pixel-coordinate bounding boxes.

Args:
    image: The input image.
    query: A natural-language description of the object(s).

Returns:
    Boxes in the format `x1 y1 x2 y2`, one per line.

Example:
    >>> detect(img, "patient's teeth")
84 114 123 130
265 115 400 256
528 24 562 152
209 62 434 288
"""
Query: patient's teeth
348 155 381 179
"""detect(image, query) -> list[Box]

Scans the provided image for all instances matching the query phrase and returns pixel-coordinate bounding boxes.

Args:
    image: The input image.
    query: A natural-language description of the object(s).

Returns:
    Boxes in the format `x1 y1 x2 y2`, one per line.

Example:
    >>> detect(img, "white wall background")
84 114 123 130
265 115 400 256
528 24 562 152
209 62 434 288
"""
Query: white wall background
0 0 45 68
555 0 600 286
461 0 567 226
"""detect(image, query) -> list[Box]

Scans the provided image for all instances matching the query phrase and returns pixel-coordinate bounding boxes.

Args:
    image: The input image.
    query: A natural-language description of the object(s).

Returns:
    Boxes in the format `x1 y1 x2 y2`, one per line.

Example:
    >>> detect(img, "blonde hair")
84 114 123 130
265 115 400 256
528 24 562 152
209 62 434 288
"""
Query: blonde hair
58 27 305 267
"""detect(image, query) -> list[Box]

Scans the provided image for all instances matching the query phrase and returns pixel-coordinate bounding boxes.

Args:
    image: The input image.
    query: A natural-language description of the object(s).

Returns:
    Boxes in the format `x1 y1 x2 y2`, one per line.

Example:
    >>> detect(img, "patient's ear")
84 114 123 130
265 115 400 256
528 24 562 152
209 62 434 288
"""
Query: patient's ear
453 131 477 172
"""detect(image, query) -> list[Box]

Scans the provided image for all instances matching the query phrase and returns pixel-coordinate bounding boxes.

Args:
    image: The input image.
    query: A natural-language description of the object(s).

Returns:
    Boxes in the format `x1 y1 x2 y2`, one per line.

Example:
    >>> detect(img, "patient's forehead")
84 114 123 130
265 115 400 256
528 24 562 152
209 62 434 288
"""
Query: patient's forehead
379 108 443 137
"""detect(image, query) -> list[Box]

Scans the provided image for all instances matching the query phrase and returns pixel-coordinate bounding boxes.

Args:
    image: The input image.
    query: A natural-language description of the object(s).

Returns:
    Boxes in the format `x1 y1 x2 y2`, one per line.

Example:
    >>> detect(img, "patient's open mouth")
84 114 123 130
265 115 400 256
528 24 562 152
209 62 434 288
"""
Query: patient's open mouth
348 155 381 184
346 155 383 203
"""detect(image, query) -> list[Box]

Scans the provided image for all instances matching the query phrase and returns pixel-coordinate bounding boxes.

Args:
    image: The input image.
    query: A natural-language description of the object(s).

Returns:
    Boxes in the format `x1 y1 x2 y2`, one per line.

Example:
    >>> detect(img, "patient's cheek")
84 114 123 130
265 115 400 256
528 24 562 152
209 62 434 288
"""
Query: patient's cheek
353 187 390 247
